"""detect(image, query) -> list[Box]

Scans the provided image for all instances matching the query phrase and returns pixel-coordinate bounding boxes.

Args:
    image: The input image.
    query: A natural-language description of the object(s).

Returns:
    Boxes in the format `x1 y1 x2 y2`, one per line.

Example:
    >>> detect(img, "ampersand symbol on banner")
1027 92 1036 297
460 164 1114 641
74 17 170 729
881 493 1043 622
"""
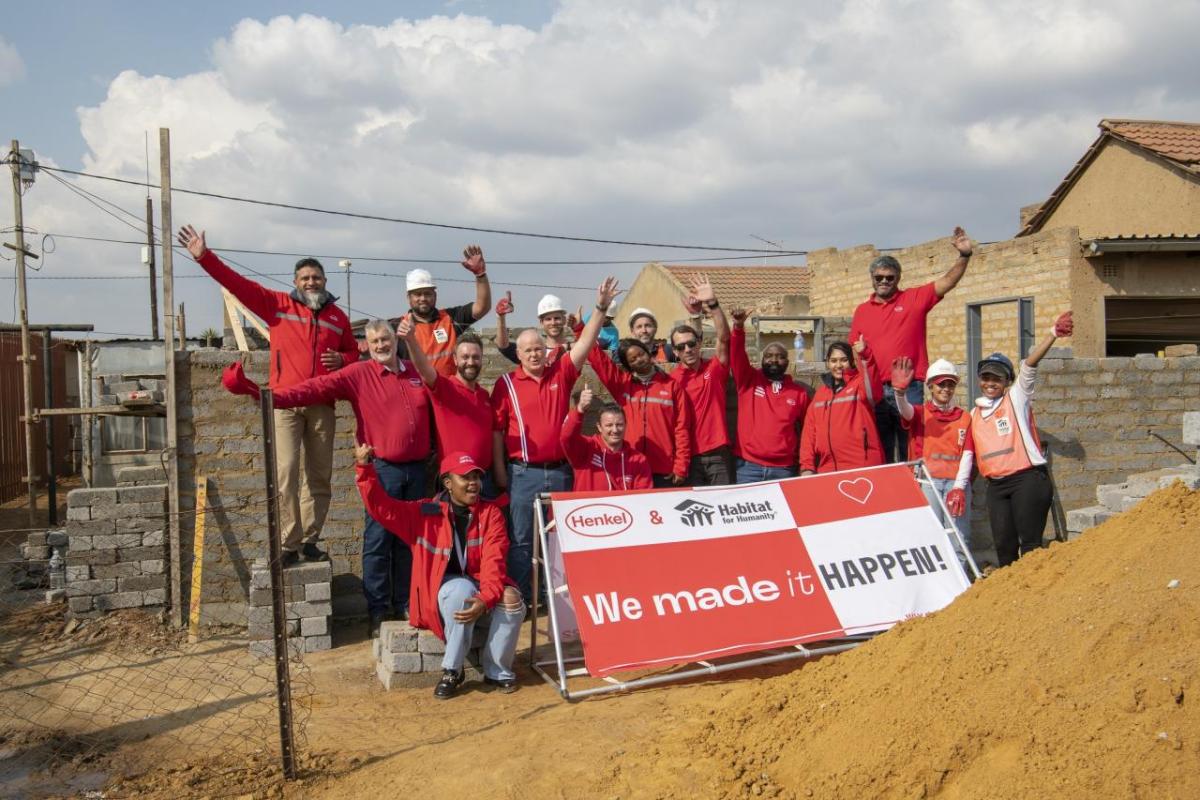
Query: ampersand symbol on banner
649 511 663 525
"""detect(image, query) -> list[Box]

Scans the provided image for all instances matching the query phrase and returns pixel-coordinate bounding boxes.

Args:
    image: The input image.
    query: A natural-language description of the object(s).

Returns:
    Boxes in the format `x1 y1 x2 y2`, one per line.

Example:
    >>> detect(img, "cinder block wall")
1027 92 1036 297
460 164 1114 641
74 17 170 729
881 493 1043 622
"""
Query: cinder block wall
177 347 1199 625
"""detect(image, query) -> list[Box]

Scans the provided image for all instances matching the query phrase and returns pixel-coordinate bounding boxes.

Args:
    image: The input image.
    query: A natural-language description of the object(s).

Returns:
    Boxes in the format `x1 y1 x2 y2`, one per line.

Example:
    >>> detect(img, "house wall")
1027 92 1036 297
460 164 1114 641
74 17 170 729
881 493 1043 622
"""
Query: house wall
617 264 688 337
1038 139 1200 238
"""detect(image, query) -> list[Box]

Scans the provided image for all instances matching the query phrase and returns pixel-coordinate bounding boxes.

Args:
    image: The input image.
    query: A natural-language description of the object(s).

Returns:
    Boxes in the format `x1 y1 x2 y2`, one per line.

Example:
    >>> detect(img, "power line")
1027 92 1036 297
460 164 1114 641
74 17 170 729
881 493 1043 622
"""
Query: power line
35 164 799 253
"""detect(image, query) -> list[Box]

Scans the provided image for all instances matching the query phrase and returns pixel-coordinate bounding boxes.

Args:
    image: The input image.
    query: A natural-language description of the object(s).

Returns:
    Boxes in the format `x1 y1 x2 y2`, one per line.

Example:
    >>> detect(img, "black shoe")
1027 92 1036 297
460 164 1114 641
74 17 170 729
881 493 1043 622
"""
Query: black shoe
301 543 330 562
280 549 300 568
433 669 464 700
483 675 519 694
369 612 386 639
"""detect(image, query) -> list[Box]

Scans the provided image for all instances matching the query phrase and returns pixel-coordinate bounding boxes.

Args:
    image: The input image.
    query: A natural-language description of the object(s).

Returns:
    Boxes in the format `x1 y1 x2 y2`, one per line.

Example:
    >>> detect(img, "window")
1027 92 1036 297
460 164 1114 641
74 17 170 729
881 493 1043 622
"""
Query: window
100 416 167 454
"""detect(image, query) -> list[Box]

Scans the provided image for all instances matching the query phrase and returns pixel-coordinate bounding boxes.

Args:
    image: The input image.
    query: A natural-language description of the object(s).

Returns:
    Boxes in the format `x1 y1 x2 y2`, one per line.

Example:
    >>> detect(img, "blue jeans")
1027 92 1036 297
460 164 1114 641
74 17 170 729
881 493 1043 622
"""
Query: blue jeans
735 459 796 484
922 476 971 568
507 461 572 604
438 576 524 680
363 458 427 616
876 382 925 464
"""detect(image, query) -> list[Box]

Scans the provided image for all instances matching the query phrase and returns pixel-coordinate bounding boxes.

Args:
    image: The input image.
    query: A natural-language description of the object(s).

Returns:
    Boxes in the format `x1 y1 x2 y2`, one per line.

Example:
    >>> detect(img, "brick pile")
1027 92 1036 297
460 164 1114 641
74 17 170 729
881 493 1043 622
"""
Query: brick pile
372 620 485 690
246 559 332 657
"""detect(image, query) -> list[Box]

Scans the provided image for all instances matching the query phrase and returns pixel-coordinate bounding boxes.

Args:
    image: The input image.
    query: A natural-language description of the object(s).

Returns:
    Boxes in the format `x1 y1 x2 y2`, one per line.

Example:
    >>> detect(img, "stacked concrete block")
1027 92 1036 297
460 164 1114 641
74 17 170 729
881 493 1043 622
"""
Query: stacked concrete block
246 559 332 657
372 620 485 690
1066 464 1199 539
95 375 166 407
64 482 168 617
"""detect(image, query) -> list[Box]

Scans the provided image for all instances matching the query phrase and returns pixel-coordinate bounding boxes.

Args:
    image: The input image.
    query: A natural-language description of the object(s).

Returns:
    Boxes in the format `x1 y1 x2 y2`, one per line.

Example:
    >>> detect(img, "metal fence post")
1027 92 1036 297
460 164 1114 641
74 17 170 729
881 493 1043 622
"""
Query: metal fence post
260 389 297 779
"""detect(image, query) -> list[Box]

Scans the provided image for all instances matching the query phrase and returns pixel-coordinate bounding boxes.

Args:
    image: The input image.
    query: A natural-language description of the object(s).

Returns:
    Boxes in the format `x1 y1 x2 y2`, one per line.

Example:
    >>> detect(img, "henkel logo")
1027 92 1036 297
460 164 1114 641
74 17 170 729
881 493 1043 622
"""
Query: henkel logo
675 499 716 527
565 503 633 537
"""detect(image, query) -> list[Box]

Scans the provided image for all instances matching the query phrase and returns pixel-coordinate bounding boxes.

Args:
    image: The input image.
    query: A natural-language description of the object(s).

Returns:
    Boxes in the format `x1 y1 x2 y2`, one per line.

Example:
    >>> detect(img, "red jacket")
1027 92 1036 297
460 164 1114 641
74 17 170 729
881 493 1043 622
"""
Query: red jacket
730 326 809 468
799 349 885 474
588 349 692 477
356 463 511 641
197 251 359 390
560 409 653 492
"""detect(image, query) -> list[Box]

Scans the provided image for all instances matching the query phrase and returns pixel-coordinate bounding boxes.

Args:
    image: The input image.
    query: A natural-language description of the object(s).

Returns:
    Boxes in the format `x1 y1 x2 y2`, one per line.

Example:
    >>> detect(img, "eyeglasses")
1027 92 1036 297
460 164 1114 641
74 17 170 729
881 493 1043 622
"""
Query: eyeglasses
872 274 898 284
674 340 700 350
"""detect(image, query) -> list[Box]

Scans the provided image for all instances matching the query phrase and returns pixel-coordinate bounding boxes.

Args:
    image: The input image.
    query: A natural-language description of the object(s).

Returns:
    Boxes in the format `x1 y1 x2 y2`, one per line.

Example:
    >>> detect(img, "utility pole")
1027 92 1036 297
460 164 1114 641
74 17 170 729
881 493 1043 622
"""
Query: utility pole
146 197 159 339
9 140 38 526
159 127 184 628
339 259 352 318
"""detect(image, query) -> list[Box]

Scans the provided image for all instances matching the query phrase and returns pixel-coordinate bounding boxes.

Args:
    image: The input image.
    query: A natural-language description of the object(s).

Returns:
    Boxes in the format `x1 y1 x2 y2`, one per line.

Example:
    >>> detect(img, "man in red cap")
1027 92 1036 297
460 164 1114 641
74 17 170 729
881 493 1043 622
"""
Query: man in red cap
356 445 524 699
179 224 359 566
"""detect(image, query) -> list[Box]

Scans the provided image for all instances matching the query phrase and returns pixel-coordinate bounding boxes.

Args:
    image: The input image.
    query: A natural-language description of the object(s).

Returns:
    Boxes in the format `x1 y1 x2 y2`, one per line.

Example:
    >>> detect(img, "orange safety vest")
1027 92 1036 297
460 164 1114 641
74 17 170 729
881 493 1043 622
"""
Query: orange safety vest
919 406 971 480
412 310 458 377
970 394 1042 479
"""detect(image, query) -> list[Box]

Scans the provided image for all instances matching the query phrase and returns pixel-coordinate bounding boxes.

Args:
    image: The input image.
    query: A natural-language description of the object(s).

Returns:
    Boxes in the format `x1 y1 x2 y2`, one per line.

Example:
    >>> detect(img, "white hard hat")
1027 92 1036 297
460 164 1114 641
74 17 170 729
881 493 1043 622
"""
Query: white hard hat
628 307 657 326
926 358 960 384
537 294 566 317
406 269 436 292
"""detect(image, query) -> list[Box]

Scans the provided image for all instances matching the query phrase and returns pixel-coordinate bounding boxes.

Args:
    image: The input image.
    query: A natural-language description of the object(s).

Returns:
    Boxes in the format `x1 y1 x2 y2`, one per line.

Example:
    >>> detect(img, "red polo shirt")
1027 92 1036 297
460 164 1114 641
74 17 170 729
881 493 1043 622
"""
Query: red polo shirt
491 357 581 463
729 327 808 468
670 357 730 455
849 281 941 381
272 358 431 462
428 373 493 468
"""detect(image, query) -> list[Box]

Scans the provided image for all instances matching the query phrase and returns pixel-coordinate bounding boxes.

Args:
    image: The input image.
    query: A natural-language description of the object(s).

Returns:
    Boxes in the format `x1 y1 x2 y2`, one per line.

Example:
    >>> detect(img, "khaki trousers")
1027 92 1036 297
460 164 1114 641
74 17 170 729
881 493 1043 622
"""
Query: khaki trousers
273 404 336 552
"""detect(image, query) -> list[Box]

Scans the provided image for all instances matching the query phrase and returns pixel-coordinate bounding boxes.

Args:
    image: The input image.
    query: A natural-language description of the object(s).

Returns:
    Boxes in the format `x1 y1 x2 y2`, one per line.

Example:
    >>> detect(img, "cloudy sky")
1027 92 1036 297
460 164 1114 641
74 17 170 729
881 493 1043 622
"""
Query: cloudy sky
2 0 1198 338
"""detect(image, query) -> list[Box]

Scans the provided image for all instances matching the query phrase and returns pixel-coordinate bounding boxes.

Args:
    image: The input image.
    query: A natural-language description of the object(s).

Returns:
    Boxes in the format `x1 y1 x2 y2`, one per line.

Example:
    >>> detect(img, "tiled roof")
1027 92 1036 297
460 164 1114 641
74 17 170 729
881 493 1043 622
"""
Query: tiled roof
661 264 810 311
1018 118 1200 237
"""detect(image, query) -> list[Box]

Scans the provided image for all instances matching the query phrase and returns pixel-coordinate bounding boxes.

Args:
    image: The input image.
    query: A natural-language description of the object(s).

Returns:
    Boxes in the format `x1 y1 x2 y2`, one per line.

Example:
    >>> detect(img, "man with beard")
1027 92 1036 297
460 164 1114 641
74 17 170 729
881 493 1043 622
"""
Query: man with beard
495 293 571 366
398 323 499 498
587 333 692 488
179 224 359 566
394 247 491 377
729 308 810 483
219 320 431 634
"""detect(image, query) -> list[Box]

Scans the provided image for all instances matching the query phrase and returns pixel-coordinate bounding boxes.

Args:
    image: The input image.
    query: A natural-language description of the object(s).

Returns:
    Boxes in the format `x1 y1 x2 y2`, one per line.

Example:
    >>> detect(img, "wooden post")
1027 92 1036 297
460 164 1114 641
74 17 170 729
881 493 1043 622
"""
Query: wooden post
177 302 187 348
82 341 93 487
146 197 159 339
9 139 37 526
187 476 208 643
42 332 56 524
159 128 184 628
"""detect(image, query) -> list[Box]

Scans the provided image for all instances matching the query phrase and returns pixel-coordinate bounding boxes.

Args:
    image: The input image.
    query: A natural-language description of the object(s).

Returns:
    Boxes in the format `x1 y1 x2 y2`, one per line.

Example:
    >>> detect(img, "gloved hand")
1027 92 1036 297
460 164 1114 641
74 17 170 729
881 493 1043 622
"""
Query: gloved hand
221 362 261 400
890 357 914 391
1050 310 1073 338
945 488 966 517
495 291 514 316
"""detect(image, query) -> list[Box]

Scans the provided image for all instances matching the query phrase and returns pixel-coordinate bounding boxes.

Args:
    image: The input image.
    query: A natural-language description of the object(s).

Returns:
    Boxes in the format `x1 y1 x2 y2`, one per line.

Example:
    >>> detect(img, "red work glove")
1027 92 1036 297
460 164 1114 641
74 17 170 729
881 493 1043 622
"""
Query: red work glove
890 357 914 391
1050 311 1073 338
461 245 486 276
495 291 514 316
945 488 966 517
221 362 261 401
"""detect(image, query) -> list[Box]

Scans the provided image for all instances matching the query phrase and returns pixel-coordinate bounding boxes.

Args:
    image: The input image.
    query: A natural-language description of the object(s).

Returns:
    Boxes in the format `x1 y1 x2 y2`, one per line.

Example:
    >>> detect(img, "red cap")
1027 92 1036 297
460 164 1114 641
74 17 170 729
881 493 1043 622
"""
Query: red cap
439 451 484 477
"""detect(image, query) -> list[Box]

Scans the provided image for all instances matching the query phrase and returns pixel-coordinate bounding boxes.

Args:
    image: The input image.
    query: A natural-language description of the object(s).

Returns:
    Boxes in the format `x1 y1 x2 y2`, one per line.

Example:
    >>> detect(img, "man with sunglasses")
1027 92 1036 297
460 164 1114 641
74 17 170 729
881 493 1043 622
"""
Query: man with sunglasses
849 227 974 464
668 275 733 485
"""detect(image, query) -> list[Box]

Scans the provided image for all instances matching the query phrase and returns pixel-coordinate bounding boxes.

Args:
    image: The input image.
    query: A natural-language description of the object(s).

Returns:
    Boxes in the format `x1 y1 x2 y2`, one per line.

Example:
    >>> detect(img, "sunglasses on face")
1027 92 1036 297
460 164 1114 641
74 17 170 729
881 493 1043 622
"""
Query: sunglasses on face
872 274 898 284
674 340 700 350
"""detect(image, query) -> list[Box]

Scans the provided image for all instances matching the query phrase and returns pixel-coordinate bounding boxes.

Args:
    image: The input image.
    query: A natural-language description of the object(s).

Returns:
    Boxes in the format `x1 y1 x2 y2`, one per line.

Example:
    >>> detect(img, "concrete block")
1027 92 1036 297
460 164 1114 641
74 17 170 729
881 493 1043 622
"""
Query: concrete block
249 638 303 659
1065 505 1113 532
91 535 120 551
1164 344 1198 357
114 466 166 484
68 596 93 614
301 616 328 637
1159 472 1200 490
1183 412 1200 447
1096 484 1129 512
282 561 333 586
92 562 143 579
88 504 125 521
284 601 332 619
1132 354 1166 370
304 635 332 653
250 570 272 590
372 637 382 661
417 632 446 655
118 485 166 504
26 531 48 547
247 605 273 627
67 535 93 552
67 519 115 537
68 488 118 507
115 533 143 549
305 582 331 601
141 530 165 546
68 548 116 566
380 621 418 653
94 592 144 611
380 651 424 673
66 565 90 582
115 516 164 533
134 501 167 514
23 545 51 560
140 559 165 574
66 578 117 596
248 619 300 638
117 545 165 562
142 588 166 605
66 506 92 521
119 575 166 592
45 588 67 603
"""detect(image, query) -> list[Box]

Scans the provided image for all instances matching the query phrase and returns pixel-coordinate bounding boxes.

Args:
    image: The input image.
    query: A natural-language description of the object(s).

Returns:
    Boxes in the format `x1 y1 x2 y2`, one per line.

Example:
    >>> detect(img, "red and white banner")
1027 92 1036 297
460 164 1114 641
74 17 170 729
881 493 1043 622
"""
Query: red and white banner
548 464 968 677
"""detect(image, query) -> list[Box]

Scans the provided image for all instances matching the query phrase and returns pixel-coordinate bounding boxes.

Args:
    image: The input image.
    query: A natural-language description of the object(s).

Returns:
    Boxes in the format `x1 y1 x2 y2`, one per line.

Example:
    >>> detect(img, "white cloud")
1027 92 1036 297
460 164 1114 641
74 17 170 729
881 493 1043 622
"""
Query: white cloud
0 36 23 87
9 0 1200 336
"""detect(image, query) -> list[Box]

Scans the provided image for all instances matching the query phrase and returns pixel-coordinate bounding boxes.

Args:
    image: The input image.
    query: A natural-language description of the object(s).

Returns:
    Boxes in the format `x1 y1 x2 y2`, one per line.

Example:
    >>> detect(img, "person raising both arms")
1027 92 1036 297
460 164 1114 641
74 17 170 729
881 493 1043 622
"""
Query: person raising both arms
799 336 885 475
495 293 570 366
947 312 1074 568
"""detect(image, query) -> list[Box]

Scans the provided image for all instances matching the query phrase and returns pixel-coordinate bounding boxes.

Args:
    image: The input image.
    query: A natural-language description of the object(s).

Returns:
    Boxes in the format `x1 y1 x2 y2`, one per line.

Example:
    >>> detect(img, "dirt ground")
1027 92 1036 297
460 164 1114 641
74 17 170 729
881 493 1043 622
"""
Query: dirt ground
2 482 1196 799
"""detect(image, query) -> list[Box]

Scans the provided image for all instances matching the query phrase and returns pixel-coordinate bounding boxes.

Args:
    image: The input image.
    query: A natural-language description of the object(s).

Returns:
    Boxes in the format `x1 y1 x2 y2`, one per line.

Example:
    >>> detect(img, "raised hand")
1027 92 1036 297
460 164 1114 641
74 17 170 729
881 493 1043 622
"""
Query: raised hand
396 313 415 340
577 384 594 413
354 443 375 466
688 273 716 305
946 488 966 517
729 307 748 327
890 357 914 391
1051 311 1074 338
596 276 621 310
853 334 866 355
461 245 486 276
566 306 582 331
495 291 514 316
682 294 703 316
176 225 208 260
951 226 973 258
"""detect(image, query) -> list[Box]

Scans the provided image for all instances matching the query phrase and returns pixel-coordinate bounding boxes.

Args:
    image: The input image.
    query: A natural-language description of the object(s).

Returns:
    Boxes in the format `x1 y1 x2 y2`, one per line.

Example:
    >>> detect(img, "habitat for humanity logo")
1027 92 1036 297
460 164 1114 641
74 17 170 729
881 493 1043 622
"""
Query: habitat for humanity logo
674 499 716 527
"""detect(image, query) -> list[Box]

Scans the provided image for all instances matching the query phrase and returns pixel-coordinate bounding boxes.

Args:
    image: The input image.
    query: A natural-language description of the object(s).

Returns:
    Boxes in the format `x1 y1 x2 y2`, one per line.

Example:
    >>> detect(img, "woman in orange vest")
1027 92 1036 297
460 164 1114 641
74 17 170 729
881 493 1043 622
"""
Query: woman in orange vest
892 357 973 571
946 311 1073 568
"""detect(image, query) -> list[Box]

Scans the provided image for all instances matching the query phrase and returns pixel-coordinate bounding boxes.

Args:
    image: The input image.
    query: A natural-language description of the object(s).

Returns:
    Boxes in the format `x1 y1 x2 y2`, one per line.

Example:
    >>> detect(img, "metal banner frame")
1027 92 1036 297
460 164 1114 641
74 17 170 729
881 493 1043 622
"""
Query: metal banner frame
527 460 977 701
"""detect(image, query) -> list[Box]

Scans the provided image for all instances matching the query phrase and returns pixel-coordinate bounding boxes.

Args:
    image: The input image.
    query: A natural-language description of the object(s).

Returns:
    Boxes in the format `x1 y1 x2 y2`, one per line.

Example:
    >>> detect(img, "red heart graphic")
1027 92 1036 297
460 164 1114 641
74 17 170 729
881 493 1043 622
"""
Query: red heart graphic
837 477 873 505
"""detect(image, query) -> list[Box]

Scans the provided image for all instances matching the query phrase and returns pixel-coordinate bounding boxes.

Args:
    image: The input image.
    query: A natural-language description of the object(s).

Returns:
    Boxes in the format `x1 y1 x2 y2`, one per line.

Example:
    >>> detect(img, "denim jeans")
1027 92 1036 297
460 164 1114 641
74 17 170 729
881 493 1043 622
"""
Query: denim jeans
876 382 925 464
735 459 796 485
437 576 525 680
922 476 971 569
363 458 427 616
507 461 572 604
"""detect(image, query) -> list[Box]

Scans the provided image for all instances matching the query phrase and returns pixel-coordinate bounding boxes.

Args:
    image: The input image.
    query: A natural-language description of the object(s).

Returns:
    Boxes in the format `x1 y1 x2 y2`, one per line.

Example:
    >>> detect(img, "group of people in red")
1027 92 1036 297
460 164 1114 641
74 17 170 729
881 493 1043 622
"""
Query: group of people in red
177 219 1074 700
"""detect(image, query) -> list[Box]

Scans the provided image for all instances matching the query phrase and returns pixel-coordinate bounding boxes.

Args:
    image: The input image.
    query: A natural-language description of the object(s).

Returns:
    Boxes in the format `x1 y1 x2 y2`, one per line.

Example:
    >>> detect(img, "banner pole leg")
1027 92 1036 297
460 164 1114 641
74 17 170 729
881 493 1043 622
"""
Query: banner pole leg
914 461 981 580
536 496 571 697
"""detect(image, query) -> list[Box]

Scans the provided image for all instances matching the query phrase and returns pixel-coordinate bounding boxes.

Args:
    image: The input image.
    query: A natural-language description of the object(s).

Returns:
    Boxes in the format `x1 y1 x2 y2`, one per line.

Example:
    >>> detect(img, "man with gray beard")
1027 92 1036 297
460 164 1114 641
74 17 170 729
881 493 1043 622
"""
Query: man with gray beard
179 225 360 568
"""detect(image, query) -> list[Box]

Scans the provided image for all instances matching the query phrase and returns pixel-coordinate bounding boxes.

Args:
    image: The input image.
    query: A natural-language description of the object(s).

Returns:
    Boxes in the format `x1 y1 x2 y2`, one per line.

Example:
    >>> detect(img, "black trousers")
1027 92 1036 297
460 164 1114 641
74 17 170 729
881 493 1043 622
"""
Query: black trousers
986 466 1053 567
688 446 734 487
